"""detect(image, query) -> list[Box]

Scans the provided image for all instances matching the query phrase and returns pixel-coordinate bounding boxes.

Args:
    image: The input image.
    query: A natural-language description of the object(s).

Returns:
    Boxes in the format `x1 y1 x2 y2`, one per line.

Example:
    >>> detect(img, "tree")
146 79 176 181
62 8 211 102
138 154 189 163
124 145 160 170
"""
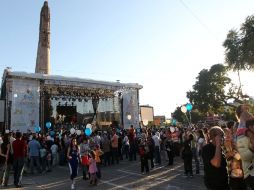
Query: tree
187 64 242 114
241 15 254 67
223 29 244 95
223 15 254 96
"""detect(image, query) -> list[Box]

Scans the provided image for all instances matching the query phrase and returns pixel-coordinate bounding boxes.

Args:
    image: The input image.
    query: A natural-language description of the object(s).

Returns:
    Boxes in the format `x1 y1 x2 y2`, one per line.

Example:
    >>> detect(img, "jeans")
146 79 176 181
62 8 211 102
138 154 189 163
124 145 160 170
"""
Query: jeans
111 148 119 164
191 148 199 173
184 157 193 175
149 151 154 168
52 153 58 167
141 156 149 173
124 145 130 159
166 150 174 165
29 156 41 173
129 143 136 161
155 146 161 164
0 163 11 186
103 152 111 166
13 157 25 186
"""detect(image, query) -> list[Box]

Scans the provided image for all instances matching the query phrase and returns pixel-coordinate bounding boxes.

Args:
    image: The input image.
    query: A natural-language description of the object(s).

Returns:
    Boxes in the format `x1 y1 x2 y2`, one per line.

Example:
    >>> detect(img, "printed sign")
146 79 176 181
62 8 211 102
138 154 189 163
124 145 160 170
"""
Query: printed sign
11 79 40 132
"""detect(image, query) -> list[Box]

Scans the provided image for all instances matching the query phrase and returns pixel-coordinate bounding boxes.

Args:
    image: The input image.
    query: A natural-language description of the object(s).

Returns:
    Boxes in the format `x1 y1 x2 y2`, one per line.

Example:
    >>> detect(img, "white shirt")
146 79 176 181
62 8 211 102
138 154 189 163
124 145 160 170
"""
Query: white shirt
152 135 161 147
51 144 58 154
123 136 129 146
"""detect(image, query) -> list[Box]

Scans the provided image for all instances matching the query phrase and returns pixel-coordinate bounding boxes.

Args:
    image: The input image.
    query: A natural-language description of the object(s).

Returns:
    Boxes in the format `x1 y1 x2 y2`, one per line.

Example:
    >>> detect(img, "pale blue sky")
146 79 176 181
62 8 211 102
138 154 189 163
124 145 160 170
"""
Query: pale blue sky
1 0 254 117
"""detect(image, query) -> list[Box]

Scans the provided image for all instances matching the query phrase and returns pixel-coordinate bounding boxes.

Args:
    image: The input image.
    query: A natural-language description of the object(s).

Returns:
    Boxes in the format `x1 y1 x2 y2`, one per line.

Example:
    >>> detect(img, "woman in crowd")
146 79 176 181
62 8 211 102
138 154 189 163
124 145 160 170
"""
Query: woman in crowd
0 134 11 187
196 129 205 162
182 134 193 178
67 138 80 190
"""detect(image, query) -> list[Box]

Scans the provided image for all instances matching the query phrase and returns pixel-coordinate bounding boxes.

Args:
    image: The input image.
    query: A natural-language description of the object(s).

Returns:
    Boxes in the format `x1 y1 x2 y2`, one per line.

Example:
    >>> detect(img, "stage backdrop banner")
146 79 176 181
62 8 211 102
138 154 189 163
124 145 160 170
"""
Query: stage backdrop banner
123 90 139 129
11 79 40 133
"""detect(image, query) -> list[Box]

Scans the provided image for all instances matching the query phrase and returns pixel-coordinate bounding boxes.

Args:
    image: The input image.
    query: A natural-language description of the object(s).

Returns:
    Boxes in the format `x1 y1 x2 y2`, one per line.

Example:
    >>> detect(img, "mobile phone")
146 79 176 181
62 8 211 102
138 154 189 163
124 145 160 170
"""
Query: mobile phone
248 163 253 170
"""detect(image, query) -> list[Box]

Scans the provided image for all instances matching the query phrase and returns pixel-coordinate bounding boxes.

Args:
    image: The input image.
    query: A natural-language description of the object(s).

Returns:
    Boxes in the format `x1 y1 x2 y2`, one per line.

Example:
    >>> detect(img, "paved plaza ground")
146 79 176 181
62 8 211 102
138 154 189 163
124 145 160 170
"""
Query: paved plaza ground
3 157 206 190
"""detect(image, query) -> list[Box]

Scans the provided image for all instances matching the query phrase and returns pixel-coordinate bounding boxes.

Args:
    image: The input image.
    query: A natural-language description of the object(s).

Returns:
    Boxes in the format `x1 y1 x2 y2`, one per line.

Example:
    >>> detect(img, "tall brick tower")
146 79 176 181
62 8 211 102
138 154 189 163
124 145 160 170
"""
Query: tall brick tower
35 1 50 74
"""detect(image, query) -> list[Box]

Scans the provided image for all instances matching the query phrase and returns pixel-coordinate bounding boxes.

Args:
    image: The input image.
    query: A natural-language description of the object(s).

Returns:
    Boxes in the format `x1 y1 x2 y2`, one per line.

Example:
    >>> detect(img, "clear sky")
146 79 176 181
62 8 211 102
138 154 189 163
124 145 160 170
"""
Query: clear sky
1 0 254 117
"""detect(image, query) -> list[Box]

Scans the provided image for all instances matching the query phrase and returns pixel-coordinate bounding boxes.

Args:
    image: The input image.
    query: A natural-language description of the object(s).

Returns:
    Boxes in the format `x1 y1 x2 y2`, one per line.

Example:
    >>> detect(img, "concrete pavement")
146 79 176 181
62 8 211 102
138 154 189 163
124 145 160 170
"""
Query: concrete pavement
2 157 206 190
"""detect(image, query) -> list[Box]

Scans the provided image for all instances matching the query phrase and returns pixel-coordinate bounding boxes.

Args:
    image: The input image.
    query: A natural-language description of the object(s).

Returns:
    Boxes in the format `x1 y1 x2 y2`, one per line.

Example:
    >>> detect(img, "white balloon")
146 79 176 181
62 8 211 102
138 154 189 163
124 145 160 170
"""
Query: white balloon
76 130 81 136
181 106 187 113
70 128 75 134
86 124 92 129
143 120 149 126
127 114 132 120
169 126 175 133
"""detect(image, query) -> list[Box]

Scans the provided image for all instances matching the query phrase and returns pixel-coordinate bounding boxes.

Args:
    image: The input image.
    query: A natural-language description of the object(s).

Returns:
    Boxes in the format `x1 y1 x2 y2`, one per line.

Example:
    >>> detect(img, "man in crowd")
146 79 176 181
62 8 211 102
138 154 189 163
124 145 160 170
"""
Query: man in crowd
202 126 230 190
111 131 119 164
152 132 161 165
12 132 27 188
28 134 42 174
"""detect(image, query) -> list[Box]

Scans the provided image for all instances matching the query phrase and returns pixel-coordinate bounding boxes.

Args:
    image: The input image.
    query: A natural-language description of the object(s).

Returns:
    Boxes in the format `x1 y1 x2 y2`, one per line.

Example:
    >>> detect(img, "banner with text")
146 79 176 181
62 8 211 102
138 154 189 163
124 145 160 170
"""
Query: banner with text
11 79 40 133
123 90 139 129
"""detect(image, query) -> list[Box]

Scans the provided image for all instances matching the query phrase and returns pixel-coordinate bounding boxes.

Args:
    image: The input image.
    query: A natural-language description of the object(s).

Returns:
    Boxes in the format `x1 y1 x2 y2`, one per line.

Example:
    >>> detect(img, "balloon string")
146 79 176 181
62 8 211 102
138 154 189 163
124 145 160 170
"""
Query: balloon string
185 112 191 127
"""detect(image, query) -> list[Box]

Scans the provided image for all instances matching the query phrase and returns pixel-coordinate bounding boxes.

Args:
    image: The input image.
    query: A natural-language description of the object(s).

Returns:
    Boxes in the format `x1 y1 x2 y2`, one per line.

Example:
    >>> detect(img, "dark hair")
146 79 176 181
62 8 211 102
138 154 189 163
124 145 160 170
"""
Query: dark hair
246 118 254 128
197 129 205 138
227 121 235 129
189 134 194 140
2 134 9 145
16 132 22 139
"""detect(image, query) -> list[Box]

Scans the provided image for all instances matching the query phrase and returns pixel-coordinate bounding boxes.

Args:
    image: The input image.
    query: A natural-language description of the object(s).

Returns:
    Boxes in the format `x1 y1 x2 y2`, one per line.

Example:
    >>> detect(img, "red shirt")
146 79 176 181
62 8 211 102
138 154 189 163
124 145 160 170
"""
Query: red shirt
12 139 27 160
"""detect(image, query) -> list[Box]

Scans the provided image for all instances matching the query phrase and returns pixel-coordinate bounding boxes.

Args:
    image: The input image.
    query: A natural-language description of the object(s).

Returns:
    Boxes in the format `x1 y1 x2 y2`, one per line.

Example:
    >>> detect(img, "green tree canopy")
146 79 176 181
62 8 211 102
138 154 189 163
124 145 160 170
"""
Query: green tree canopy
187 64 242 114
223 15 254 96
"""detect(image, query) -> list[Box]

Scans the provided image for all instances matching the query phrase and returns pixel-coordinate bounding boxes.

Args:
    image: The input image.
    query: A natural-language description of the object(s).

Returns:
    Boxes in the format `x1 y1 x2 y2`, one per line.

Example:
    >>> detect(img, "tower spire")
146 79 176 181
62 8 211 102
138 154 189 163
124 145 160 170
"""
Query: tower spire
35 1 50 74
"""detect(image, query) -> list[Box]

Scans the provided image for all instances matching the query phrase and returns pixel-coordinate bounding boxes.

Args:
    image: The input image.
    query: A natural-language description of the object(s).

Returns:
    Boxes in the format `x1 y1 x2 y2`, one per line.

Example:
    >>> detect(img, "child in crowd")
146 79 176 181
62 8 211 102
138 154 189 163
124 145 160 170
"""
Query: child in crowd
80 138 90 180
89 151 98 186
94 145 103 179
139 139 149 174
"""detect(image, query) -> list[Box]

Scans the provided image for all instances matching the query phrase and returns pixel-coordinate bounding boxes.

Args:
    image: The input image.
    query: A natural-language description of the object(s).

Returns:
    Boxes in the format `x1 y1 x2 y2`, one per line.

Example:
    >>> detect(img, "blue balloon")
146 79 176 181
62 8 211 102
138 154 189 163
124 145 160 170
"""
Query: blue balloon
172 119 177 125
35 126 41 133
46 122 51 129
186 103 193 111
85 128 92 136
50 131 55 137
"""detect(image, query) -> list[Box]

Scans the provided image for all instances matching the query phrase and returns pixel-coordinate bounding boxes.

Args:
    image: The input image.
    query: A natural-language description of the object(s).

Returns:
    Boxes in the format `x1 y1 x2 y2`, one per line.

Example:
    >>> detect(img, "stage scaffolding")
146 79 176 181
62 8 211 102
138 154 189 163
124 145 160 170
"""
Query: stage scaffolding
0 69 142 133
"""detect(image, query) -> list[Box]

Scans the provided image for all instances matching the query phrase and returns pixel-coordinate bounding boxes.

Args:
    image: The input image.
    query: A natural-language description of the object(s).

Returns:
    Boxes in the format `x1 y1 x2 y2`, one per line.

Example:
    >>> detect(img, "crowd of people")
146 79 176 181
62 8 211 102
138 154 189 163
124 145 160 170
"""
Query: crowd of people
0 104 254 190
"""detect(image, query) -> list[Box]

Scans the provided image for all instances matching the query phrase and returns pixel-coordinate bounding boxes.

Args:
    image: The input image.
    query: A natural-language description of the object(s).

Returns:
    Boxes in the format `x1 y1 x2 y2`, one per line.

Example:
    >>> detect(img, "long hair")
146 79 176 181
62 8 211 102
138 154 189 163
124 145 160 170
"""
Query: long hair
69 138 78 152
